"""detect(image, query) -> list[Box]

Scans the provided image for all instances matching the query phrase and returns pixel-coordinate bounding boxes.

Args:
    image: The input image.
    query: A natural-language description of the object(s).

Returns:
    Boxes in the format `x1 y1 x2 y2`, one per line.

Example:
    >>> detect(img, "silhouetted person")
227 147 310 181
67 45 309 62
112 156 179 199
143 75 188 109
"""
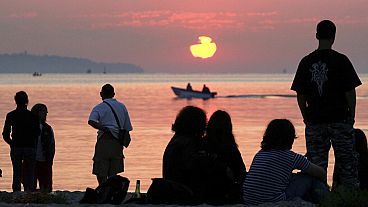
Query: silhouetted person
163 106 207 193
88 84 133 185
243 119 328 205
31 103 55 192
354 129 368 190
203 110 246 204
291 20 361 189
186 83 193 91
2 91 40 192
202 84 210 93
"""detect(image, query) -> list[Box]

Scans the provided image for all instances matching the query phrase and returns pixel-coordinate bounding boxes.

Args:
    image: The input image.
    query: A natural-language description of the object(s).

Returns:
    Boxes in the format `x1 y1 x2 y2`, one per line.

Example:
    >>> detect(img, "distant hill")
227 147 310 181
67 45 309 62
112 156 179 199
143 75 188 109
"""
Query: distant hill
0 52 144 73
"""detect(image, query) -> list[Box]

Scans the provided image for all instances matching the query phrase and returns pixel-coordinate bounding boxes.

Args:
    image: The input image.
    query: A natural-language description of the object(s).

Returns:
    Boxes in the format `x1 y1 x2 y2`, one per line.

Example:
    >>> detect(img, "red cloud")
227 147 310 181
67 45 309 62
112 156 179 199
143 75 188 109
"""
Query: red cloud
83 11 245 30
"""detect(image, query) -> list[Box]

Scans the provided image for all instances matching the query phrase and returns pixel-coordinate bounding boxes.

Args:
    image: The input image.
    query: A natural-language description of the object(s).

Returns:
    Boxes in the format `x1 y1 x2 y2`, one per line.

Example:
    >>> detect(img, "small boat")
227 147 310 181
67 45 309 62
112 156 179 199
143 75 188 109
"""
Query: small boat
32 72 42 77
171 86 217 99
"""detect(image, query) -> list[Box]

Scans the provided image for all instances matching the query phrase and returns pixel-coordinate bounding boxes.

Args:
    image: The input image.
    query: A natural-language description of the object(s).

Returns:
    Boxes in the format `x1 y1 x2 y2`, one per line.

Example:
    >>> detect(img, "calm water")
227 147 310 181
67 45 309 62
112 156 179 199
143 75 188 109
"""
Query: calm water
0 73 367 192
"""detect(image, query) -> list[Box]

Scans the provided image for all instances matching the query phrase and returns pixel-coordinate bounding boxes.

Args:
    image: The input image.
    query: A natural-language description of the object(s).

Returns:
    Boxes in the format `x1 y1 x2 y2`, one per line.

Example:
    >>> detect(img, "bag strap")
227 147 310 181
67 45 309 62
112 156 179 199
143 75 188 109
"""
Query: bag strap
103 101 122 129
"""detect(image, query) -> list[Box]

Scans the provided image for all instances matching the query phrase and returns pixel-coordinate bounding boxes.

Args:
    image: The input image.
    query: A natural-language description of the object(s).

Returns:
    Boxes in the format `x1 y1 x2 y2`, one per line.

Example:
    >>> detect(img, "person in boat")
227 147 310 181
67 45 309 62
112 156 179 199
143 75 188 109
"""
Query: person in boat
186 83 193 91
202 84 210 93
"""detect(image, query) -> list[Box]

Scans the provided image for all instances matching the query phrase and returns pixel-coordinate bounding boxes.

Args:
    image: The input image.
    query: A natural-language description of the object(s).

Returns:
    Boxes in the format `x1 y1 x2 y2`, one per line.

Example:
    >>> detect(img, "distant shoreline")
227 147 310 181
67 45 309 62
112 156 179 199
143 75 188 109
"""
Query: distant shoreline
0 53 144 74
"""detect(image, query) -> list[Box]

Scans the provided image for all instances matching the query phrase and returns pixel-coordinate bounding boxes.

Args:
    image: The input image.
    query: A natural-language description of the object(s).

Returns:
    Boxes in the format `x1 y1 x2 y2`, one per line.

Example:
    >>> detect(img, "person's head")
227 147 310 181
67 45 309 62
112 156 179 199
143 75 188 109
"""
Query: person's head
206 110 237 147
261 119 296 151
355 128 367 155
100 84 115 99
172 106 207 138
316 20 336 40
31 103 48 123
14 91 29 107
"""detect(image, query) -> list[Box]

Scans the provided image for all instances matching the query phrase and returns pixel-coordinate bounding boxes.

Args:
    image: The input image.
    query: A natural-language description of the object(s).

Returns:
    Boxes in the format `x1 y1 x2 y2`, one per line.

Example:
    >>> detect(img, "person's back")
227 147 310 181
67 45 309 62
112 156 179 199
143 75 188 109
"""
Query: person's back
4 108 39 147
244 150 308 204
202 110 246 204
202 85 210 93
292 49 360 124
88 84 133 185
243 119 328 205
2 91 40 192
291 20 361 189
163 134 200 185
162 106 207 202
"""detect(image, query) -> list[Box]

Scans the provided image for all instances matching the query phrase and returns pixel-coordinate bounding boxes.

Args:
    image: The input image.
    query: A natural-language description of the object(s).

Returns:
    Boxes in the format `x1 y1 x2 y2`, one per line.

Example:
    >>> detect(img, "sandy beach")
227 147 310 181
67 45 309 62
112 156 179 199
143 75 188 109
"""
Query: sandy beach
0 191 317 207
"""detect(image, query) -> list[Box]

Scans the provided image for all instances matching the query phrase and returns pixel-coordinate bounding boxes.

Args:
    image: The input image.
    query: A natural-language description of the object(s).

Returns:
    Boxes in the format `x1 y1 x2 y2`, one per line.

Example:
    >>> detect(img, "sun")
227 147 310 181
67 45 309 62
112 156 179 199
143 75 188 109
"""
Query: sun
190 36 217 59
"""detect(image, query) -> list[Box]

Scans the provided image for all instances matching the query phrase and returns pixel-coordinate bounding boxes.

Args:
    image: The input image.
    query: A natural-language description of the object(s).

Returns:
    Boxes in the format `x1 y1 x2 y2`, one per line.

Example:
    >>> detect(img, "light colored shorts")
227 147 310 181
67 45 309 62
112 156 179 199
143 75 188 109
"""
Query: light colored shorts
92 133 124 177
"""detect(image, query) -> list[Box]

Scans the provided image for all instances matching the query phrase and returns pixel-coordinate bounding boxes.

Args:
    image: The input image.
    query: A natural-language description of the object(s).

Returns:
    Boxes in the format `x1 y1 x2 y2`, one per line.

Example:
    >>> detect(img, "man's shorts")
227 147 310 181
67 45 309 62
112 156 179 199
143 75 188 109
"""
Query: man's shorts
93 133 124 177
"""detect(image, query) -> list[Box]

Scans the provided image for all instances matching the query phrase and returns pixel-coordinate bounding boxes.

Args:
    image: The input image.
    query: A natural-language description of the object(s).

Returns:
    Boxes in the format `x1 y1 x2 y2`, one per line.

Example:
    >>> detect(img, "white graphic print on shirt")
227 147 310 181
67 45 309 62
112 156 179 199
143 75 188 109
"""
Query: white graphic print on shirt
309 61 328 96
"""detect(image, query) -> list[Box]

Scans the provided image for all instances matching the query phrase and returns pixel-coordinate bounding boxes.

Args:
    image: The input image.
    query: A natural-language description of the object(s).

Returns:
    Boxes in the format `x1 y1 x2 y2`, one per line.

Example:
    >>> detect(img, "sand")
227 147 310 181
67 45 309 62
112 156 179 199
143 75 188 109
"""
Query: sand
0 191 316 207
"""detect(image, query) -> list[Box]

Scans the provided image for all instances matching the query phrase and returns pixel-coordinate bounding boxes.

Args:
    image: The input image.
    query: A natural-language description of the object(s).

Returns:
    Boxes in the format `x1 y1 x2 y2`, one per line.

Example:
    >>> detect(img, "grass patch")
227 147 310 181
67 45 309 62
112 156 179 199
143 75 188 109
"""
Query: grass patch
0 192 68 204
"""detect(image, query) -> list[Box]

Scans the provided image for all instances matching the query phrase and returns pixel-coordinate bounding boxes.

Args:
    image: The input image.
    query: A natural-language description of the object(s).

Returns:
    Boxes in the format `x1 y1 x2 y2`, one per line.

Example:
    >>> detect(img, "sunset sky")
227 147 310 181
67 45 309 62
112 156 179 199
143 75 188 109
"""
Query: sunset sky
1 0 368 73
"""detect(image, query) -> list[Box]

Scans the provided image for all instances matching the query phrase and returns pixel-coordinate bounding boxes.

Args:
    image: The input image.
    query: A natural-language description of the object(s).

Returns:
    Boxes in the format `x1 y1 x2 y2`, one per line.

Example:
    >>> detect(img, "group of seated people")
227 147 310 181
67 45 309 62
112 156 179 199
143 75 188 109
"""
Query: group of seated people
155 105 368 205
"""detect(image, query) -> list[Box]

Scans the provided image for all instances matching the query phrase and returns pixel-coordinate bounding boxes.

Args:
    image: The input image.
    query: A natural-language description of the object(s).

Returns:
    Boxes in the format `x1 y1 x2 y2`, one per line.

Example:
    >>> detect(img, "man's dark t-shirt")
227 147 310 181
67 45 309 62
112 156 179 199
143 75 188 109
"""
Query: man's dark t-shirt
2 108 40 148
291 49 361 124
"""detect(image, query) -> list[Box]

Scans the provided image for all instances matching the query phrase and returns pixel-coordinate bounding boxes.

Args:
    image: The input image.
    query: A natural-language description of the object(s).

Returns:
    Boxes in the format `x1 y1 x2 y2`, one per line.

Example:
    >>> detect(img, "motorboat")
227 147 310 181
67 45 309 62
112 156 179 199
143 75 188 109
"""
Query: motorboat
171 86 217 99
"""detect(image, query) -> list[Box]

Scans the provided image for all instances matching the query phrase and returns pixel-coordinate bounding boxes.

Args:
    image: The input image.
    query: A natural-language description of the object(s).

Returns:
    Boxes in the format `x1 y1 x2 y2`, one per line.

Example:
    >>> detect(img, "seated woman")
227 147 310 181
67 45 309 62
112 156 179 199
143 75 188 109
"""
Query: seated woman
243 119 328 205
162 106 207 192
203 110 246 204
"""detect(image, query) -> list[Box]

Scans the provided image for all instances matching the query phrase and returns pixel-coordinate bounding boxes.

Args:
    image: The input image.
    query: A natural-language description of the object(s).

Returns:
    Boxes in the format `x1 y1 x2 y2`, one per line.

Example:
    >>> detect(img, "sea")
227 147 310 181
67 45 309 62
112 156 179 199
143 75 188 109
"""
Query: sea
0 73 367 192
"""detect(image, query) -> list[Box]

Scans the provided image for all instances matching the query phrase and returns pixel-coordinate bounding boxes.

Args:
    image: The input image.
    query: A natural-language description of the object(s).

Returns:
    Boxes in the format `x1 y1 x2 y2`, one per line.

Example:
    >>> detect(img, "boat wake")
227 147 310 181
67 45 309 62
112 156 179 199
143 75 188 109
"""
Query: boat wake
218 94 297 99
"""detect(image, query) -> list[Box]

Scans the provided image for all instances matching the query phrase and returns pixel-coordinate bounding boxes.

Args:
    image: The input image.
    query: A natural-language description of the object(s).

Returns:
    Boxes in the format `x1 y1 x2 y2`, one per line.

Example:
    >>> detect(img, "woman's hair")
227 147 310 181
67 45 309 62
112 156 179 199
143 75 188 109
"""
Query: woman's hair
355 128 367 156
172 106 207 138
206 110 237 149
261 119 296 151
31 103 47 118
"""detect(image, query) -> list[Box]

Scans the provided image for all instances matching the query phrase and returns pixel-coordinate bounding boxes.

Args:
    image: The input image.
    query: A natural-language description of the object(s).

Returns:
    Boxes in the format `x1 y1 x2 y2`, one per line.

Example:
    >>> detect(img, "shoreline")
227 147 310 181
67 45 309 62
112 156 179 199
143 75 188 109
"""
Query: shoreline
0 191 316 207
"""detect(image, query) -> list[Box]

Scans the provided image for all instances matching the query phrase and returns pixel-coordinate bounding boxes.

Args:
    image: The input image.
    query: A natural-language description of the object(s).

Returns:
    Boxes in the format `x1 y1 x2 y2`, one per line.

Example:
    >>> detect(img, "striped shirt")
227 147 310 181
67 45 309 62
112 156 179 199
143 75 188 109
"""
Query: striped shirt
243 150 310 205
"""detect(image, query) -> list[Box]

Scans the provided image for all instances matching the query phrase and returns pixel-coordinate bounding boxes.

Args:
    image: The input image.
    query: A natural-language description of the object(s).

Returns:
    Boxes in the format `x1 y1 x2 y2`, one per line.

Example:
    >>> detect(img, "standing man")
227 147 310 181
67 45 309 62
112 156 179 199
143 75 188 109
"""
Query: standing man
2 91 40 192
291 20 362 189
88 84 133 185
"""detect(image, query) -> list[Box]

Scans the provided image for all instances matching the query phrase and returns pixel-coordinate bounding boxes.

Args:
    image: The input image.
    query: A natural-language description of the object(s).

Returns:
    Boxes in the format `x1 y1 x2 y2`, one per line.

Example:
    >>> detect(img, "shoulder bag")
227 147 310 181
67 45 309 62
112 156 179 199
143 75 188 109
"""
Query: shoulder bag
103 101 131 148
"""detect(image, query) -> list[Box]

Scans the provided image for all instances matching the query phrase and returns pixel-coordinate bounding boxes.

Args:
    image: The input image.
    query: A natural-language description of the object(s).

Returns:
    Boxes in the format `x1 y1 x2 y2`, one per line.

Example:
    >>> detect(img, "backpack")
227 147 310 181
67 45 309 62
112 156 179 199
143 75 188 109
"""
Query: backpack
146 178 198 205
80 175 130 204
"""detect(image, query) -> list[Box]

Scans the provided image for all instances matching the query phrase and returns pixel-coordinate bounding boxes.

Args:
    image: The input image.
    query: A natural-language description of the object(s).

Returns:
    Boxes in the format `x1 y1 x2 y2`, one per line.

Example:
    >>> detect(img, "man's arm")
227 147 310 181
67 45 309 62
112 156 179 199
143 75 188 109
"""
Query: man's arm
88 120 109 133
296 94 308 122
2 114 12 146
305 162 327 182
345 89 356 124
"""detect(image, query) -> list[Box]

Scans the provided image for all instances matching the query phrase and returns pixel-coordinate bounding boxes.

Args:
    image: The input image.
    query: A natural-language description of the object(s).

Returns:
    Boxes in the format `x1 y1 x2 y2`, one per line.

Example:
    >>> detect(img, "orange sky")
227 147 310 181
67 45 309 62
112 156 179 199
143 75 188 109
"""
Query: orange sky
1 0 368 73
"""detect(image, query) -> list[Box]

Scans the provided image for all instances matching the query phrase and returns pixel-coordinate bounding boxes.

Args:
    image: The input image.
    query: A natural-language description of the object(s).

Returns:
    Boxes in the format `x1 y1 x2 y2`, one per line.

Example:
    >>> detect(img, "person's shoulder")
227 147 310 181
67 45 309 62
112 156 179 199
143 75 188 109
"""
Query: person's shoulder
298 51 317 65
336 52 351 63
113 99 129 109
6 109 17 116
92 101 106 109
43 122 52 129
287 150 306 159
